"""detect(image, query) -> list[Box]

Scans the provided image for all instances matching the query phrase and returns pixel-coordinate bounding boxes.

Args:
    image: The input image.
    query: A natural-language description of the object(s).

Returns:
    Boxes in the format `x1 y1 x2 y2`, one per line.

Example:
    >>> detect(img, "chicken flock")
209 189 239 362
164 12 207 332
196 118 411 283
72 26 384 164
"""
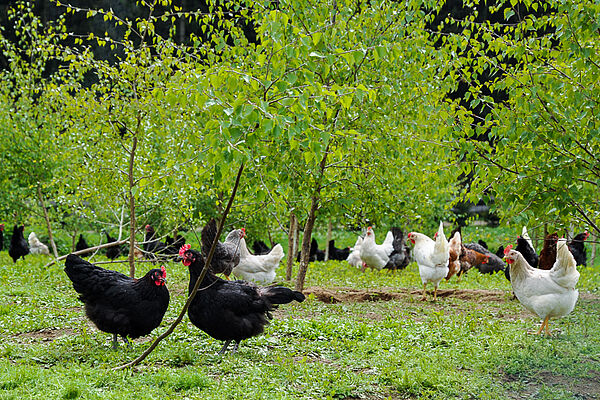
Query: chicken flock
0 218 592 352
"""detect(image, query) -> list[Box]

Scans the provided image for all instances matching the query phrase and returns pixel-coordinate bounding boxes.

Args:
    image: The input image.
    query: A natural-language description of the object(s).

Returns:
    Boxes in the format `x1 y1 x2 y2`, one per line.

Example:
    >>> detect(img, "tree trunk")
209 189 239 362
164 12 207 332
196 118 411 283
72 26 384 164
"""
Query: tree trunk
293 219 299 257
286 212 297 280
294 143 330 291
325 218 332 261
127 133 139 278
36 185 59 259
295 195 319 291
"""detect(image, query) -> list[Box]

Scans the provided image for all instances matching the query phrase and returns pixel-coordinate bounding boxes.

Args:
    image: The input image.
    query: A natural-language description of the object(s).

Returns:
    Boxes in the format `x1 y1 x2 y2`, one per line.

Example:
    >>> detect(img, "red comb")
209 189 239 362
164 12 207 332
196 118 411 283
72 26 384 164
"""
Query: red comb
179 243 191 258
504 245 513 255
241 227 246 236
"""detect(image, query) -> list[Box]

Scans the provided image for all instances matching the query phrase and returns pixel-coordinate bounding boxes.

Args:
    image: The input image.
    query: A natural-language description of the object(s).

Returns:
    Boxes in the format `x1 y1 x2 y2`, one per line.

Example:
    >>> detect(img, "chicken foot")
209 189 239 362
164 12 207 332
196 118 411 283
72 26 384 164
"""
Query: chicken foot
218 340 241 355
534 316 551 336
421 284 428 301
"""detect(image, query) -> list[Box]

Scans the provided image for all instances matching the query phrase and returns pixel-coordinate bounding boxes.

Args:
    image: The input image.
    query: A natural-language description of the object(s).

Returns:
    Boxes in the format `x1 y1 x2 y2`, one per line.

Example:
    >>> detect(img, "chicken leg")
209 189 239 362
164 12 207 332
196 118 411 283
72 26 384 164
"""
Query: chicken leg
535 316 550 335
112 333 119 350
218 340 232 355
433 286 438 302
421 283 427 301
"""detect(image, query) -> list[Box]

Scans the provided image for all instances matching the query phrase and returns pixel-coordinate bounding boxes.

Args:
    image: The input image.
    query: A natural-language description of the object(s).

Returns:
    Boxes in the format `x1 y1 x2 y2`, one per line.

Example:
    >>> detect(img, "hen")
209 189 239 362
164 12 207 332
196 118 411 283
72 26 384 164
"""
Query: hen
408 221 450 301
296 238 325 262
383 227 411 271
104 232 122 260
346 236 363 268
538 232 559 270
232 238 285 283
568 231 589 267
75 234 93 257
327 240 351 261
144 225 167 257
504 239 579 335
359 227 394 271
9 224 29 263
180 245 304 354
463 242 505 274
201 218 245 277
64 254 169 348
458 245 489 277
28 232 50 255
445 231 462 281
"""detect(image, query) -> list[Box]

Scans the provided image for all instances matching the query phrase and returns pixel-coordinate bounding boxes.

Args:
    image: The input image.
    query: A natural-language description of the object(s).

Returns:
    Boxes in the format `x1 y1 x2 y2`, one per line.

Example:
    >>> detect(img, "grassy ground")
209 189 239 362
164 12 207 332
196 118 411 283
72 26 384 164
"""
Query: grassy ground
0 226 599 399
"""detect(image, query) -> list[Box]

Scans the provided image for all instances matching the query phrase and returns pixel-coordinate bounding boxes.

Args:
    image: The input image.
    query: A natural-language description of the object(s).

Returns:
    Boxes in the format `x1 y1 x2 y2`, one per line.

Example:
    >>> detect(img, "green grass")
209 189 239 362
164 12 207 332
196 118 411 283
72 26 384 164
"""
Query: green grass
1 229 599 400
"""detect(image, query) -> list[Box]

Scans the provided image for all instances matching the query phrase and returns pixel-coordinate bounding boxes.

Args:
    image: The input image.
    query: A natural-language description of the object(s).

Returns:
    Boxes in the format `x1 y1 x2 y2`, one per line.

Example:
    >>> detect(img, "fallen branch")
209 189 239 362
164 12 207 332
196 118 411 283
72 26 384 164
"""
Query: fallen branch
113 163 244 371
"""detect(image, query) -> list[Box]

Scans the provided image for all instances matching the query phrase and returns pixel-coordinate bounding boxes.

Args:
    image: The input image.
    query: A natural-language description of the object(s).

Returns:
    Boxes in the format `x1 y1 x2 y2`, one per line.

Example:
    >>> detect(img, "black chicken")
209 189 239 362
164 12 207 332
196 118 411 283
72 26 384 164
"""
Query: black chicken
180 246 304 354
504 236 538 281
75 234 93 257
383 227 411 271
9 224 29 263
164 233 185 257
252 240 273 255
568 231 589 267
104 232 122 260
296 238 325 262
201 218 245 276
64 254 170 349
327 239 351 261
144 224 168 258
463 242 506 274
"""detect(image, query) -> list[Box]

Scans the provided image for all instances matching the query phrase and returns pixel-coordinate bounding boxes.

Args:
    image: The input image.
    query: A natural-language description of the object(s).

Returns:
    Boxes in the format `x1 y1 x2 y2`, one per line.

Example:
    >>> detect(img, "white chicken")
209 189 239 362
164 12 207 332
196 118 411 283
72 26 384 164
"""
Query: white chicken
231 238 284 284
408 221 450 301
28 232 50 255
346 235 364 268
504 238 579 336
359 227 394 271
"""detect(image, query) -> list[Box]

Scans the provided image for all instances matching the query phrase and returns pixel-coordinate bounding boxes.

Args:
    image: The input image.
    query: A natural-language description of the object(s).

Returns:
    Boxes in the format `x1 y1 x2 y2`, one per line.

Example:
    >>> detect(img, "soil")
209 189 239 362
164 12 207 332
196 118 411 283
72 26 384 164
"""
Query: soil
502 369 600 399
16 327 75 342
303 286 508 304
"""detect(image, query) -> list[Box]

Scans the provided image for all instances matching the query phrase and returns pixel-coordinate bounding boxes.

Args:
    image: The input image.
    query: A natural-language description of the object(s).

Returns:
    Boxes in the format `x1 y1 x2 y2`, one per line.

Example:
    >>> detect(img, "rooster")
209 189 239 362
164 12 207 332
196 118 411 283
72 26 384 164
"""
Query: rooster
538 232 559 270
232 238 285 283
201 218 245 277
346 236 363 268
408 221 450 301
9 225 29 263
180 245 304 354
28 232 50 255
504 239 579 335
359 228 394 271
64 254 170 348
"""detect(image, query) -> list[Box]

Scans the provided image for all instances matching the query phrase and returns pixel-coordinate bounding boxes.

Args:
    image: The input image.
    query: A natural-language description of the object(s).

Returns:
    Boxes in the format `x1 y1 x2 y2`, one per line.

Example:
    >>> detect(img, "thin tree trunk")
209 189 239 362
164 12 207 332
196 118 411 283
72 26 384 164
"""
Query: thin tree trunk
127 132 139 278
295 143 330 291
325 218 332 261
36 185 59 259
295 195 319 291
286 212 297 280
293 219 299 257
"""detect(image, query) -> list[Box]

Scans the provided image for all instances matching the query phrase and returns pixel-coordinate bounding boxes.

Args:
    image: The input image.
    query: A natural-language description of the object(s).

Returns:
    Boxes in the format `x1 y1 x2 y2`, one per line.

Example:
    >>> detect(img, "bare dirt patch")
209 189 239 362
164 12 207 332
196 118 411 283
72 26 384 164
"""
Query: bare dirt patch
304 286 507 304
502 370 600 399
15 327 75 342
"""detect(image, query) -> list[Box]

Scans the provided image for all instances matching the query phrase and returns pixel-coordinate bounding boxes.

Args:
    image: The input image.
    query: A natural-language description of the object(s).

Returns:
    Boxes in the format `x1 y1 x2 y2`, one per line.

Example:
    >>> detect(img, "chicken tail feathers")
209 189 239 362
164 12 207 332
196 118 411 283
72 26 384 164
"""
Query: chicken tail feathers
201 218 219 257
260 286 305 305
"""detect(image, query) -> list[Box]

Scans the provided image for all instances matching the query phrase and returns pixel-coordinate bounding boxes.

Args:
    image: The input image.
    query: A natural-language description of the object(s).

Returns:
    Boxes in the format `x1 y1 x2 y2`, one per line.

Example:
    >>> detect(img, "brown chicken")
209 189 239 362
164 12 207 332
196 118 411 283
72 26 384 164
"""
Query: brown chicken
537 232 559 270
458 245 489 278
446 231 462 281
